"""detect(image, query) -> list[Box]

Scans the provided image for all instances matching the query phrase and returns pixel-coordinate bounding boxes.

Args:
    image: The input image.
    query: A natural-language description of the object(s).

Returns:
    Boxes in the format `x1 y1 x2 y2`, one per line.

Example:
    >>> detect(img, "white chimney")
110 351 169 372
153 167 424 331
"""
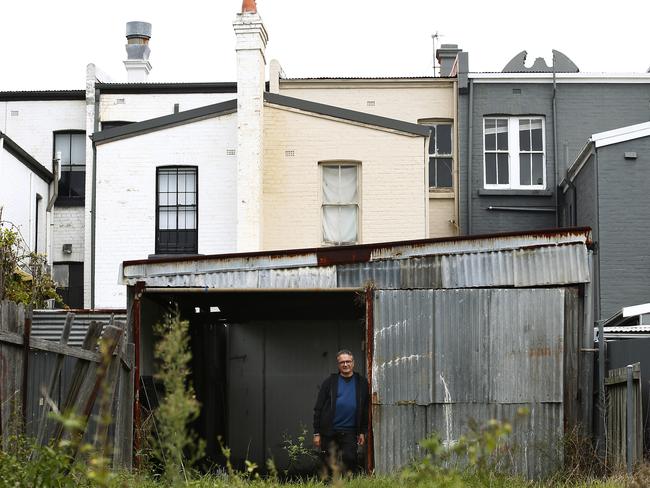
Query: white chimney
233 0 268 252
124 21 152 82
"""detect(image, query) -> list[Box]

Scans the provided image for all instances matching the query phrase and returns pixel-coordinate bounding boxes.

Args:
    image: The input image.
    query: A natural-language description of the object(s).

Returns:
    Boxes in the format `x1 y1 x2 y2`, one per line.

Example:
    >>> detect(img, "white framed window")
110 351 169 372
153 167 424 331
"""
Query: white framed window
483 117 546 189
424 123 453 189
321 162 360 245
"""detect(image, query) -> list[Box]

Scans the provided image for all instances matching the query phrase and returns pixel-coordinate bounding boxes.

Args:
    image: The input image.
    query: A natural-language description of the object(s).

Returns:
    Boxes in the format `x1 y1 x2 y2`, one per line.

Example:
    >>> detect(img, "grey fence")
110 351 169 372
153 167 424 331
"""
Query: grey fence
605 363 643 470
0 300 134 467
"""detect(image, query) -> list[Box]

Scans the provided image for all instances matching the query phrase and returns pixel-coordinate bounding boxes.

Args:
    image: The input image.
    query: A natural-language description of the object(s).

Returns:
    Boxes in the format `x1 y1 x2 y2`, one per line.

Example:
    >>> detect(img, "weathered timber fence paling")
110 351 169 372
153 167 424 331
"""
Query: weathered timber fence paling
0 300 134 468
605 362 643 469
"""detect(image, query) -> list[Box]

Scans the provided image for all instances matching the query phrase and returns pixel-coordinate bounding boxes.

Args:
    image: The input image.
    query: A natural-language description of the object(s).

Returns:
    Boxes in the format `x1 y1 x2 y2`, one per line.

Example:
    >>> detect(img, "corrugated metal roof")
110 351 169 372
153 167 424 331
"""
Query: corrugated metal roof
123 230 591 289
604 325 650 333
31 310 126 347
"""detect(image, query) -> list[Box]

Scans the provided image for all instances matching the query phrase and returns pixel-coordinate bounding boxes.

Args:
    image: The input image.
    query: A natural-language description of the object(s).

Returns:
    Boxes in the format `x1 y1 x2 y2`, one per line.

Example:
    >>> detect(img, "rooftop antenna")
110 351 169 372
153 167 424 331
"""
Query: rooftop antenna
432 31 444 77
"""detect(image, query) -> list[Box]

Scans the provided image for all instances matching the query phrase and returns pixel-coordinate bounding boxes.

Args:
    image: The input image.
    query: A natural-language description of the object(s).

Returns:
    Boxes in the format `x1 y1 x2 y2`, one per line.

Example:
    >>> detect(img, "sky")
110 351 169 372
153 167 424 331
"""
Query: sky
1 0 649 91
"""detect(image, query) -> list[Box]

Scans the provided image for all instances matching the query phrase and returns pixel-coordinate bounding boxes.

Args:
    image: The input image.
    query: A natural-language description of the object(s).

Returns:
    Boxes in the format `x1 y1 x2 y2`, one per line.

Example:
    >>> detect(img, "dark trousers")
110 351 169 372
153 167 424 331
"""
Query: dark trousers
320 431 361 475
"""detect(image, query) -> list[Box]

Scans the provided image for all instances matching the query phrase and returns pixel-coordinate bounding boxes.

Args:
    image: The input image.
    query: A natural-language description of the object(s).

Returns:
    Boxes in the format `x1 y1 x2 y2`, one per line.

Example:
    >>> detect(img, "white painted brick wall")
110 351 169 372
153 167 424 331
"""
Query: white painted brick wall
51 207 85 262
262 106 427 249
0 146 50 252
0 100 86 172
94 114 238 308
99 93 236 124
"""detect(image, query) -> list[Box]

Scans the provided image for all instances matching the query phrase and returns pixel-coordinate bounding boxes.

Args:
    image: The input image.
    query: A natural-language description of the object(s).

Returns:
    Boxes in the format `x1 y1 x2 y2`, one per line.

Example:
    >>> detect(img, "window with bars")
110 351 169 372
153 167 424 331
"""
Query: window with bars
425 123 453 189
483 117 545 189
54 131 86 203
156 166 198 254
321 163 359 245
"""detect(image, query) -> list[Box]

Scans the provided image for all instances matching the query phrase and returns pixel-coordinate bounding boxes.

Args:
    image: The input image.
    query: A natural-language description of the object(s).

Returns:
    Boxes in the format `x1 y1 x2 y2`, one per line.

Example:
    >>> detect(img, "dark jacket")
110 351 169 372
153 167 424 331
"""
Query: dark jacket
313 372 369 436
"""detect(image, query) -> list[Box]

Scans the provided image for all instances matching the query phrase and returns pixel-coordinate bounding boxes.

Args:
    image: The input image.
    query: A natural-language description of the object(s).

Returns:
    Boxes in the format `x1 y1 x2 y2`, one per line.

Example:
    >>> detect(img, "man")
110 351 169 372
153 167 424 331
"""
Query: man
313 349 369 475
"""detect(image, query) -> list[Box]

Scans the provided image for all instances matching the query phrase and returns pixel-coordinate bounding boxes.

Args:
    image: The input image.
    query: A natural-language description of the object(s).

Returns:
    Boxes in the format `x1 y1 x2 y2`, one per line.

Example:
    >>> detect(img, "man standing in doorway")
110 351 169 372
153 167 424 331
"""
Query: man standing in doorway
313 349 369 475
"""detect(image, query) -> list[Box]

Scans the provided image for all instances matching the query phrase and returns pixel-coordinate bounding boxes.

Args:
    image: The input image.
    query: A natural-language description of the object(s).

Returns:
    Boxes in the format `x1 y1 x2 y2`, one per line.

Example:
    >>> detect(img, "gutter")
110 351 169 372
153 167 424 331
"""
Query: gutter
552 59 559 226
467 79 474 234
46 154 60 211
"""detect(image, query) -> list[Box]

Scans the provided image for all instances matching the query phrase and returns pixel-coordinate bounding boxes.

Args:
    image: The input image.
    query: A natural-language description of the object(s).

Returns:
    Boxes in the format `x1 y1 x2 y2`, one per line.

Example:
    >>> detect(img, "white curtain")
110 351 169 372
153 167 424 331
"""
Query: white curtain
322 165 358 244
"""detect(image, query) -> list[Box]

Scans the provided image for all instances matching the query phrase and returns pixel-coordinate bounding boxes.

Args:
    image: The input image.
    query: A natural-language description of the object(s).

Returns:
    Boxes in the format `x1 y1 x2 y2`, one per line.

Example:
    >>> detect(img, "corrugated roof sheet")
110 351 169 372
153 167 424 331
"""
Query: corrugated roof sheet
31 310 126 347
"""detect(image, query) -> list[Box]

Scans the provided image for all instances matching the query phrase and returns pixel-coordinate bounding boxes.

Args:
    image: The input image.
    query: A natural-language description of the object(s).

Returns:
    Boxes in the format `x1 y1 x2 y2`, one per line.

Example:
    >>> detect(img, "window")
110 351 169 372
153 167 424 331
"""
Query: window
156 167 198 254
54 131 86 202
52 262 83 309
425 123 453 189
321 163 359 245
483 117 545 189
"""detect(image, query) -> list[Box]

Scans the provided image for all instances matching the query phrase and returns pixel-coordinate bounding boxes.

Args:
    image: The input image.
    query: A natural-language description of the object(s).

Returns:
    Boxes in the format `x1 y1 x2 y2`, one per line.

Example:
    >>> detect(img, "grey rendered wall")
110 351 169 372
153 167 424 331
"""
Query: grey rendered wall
597 137 650 318
459 81 650 235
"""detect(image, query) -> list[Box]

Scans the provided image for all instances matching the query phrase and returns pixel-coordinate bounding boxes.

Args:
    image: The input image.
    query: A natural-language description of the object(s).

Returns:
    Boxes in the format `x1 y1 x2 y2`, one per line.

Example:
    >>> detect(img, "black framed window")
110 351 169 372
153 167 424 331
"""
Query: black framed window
54 131 86 203
426 123 453 189
156 166 198 254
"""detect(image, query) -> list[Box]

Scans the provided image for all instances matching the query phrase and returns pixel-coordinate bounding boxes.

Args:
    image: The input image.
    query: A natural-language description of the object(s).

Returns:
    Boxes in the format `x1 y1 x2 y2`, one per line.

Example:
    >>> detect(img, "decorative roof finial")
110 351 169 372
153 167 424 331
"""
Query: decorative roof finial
242 0 257 13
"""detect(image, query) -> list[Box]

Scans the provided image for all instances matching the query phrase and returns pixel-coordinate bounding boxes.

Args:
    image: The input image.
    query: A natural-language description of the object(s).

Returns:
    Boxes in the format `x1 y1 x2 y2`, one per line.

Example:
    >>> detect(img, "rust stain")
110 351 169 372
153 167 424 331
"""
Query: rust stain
529 346 552 358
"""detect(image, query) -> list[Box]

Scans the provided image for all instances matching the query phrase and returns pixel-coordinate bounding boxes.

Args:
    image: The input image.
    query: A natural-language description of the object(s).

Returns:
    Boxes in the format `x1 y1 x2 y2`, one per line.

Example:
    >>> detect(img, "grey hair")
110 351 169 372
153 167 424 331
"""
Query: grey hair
336 349 354 360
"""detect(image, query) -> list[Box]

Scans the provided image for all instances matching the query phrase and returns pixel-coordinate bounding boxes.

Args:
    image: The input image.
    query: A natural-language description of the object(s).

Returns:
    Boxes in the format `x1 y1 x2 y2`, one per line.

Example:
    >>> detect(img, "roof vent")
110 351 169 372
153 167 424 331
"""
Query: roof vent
124 21 152 82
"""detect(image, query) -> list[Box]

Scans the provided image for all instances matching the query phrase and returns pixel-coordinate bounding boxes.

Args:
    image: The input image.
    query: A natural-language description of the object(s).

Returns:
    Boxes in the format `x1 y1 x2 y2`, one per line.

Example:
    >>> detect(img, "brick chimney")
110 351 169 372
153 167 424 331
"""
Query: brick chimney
436 44 461 77
124 21 152 82
233 0 268 251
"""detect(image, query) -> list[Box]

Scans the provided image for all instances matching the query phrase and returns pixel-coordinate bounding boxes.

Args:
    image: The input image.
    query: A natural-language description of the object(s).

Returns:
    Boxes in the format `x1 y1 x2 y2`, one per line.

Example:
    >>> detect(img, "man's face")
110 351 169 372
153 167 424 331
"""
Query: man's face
337 353 354 377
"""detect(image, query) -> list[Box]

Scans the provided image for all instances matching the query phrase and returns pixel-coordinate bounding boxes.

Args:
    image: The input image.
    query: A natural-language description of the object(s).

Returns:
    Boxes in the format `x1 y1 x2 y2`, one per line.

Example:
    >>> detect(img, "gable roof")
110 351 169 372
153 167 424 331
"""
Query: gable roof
0 131 53 182
264 92 430 136
92 99 238 145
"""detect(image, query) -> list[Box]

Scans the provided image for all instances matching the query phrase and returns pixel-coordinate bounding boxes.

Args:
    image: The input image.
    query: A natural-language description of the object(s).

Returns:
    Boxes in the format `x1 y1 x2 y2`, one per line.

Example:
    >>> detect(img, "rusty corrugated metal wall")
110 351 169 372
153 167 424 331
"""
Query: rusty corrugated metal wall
372 288 569 478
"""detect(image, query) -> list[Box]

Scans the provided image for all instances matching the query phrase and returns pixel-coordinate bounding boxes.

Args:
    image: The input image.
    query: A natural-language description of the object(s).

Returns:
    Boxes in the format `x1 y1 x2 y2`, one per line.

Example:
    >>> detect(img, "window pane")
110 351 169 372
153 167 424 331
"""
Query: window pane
435 158 453 188
54 134 71 165
436 124 452 154
159 208 176 230
323 206 357 244
427 127 437 155
496 119 508 150
177 208 197 230
52 264 70 288
70 133 85 165
485 153 497 185
428 157 436 188
322 166 339 203
69 171 85 197
519 120 531 151
58 172 71 197
339 165 358 203
531 120 543 151
497 153 509 184
532 154 544 185
484 119 496 151
519 153 531 185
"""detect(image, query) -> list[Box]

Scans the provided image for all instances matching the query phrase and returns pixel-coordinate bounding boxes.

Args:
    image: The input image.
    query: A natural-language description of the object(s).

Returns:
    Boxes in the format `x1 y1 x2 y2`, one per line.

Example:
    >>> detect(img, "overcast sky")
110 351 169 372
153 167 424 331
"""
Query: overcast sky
1 0 649 91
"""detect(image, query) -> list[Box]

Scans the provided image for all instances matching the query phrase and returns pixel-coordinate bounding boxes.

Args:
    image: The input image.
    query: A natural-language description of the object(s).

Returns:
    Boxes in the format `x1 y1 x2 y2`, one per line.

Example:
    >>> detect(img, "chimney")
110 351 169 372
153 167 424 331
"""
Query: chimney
233 0 268 252
436 44 461 77
124 21 152 82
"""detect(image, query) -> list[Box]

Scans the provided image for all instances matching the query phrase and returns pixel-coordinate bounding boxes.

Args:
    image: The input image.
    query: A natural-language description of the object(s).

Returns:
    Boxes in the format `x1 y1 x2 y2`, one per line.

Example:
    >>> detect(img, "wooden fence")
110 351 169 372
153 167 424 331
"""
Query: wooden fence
605 362 643 469
0 300 134 467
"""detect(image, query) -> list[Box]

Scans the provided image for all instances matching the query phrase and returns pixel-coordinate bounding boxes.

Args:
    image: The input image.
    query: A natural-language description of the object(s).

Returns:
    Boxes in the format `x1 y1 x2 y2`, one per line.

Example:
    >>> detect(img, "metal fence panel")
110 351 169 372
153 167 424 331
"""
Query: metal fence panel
488 289 564 403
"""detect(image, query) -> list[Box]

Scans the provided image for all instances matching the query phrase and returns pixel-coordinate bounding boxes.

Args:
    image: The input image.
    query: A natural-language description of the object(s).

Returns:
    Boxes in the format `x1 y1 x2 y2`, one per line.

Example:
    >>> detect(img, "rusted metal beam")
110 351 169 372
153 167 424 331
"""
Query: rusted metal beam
365 286 375 474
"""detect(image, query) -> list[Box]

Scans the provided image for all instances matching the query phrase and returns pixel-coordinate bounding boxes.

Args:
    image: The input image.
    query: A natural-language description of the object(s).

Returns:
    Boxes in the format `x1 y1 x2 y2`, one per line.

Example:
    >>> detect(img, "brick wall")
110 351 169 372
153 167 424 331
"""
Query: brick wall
51 207 85 262
93 114 238 308
262 105 428 249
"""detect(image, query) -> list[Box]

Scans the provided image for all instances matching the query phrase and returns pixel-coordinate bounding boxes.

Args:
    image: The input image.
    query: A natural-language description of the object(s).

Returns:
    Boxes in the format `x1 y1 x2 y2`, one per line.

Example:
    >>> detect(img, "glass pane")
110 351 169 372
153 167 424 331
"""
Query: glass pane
58 172 71 197
531 119 543 151
532 154 544 185
184 170 197 193
52 264 70 287
519 120 531 151
428 157 436 187
159 208 176 230
427 127 436 155
339 165 358 203
485 153 497 185
497 153 509 185
177 209 197 230
338 205 358 243
322 166 339 204
70 133 85 165
54 134 71 165
519 153 531 185
322 206 338 242
436 124 452 154
435 158 453 188
496 119 508 150
70 171 85 197
484 119 496 151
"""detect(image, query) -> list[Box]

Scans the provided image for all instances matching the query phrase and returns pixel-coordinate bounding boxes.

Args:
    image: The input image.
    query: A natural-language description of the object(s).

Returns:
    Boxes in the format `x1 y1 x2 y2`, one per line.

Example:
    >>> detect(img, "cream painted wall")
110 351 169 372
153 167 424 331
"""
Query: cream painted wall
262 105 427 250
279 80 458 238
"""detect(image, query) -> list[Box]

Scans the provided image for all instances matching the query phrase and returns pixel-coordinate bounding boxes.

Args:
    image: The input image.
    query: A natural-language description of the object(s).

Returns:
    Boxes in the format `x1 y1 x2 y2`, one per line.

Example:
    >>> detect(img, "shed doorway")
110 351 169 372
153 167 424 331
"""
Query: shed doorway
141 290 366 472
